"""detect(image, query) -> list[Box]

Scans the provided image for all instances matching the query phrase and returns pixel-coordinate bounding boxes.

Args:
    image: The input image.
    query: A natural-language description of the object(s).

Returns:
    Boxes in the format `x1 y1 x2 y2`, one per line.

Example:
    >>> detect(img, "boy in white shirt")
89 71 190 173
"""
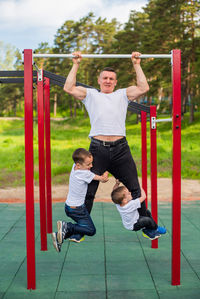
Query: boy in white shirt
52 148 108 252
111 180 166 240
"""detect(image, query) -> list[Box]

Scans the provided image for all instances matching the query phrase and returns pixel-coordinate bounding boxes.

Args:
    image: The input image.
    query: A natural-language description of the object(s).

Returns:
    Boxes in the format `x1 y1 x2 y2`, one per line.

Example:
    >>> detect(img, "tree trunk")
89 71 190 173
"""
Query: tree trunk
13 98 17 116
189 102 194 123
189 1 195 124
73 100 77 118
84 106 88 118
54 93 57 117
169 95 172 115
69 100 73 118
157 87 163 111
181 83 187 114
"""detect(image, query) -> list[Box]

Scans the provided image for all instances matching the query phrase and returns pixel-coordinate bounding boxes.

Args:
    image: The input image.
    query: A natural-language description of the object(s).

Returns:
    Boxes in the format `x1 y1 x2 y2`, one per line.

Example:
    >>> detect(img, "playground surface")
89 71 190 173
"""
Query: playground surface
0 197 200 298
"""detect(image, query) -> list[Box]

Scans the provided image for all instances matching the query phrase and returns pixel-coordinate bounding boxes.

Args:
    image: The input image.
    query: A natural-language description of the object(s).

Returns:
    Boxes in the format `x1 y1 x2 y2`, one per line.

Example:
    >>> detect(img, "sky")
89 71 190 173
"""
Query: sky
0 0 148 54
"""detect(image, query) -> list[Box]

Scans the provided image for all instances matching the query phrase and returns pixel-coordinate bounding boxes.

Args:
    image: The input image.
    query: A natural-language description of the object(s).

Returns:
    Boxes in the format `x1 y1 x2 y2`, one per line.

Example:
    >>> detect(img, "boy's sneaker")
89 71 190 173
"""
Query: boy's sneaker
69 236 85 243
157 226 167 234
142 228 161 241
57 221 67 244
51 232 62 252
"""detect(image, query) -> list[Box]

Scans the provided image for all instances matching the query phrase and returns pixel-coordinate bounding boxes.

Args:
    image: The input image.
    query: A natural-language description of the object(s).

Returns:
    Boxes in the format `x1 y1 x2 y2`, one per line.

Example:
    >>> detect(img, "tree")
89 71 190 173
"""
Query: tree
0 42 24 116
180 0 200 122
141 0 200 120
113 0 200 120
0 41 16 70
1 3 200 120
51 13 119 117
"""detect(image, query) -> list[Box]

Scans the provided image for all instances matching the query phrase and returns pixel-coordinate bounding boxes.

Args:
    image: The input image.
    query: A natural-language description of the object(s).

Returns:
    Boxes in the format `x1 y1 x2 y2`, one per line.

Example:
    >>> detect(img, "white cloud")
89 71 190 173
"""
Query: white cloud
0 0 148 51
0 0 147 27
1 0 101 29
98 1 147 23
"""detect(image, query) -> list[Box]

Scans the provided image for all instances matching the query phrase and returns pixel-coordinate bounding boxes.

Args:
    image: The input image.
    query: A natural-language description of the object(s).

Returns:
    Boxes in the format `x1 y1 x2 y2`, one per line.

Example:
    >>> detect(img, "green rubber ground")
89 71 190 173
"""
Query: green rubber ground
0 201 200 298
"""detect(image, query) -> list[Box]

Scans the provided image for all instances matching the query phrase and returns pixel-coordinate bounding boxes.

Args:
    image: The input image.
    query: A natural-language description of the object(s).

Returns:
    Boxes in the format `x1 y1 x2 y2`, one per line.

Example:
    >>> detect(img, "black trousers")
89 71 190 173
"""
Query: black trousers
85 137 147 215
133 209 158 231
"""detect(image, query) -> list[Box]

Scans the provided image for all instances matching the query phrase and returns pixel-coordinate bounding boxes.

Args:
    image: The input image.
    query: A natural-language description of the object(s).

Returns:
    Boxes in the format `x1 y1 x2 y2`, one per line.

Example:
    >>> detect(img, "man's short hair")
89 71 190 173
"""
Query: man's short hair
111 186 126 204
99 67 117 78
101 67 116 73
72 148 92 164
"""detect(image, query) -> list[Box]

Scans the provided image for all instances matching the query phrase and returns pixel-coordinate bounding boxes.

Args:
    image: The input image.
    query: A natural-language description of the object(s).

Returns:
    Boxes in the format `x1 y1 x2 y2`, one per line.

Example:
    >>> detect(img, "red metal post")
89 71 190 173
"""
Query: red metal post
171 49 181 285
24 49 36 289
37 70 47 251
141 111 148 208
150 106 158 249
44 77 53 233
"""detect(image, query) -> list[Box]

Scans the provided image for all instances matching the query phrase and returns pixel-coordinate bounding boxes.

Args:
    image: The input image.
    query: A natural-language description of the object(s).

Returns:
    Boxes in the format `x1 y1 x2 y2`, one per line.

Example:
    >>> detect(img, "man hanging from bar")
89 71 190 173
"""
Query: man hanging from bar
63 51 160 242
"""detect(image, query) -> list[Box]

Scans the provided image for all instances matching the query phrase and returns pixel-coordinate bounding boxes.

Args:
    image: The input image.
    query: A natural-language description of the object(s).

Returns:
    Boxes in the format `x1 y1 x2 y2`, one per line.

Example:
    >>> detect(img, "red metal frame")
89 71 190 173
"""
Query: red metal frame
24 49 36 289
141 111 148 207
44 77 53 233
171 49 181 285
37 71 47 250
150 106 158 249
24 48 181 289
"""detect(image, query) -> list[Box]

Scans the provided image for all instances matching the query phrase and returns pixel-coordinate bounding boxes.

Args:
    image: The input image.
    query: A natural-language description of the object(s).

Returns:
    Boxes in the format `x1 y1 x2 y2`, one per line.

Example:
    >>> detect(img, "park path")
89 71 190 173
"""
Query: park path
0 177 199 203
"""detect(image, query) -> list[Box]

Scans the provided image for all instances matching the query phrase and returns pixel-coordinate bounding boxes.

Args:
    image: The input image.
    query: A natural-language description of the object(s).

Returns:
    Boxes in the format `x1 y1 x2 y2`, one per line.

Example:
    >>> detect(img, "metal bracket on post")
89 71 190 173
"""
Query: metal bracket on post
38 69 43 81
34 62 43 81
151 117 172 129
170 50 173 66
151 117 156 129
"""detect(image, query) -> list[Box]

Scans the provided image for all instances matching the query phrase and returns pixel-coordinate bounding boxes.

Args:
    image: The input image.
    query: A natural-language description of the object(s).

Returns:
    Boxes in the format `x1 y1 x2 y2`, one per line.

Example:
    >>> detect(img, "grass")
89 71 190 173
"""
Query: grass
0 112 199 188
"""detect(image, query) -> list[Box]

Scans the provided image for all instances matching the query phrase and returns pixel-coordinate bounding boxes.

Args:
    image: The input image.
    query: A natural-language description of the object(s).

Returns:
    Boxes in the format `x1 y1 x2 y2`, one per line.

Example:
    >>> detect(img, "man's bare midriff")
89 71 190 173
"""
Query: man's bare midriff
93 135 124 142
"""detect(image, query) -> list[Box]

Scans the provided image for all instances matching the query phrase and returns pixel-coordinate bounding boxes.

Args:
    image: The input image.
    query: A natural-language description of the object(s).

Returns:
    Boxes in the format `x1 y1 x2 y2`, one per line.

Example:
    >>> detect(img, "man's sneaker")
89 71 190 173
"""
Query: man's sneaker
69 236 85 243
142 229 161 241
51 232 62 252
157 226 167 234
57 221 67 244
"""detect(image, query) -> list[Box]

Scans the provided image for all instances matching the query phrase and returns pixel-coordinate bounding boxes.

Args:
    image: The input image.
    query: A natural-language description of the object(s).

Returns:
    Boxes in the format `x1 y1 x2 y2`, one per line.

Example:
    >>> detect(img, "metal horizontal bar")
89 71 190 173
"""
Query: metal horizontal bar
0 78 37 84
155 118 172 123
0 71 24 77
0 78 24 83
128 101 150 113
49 78 99 90
44 70 66 82
44 70 98 89
0 70 37 78
128 106 141 114
49 79 64 88
33 53 172 59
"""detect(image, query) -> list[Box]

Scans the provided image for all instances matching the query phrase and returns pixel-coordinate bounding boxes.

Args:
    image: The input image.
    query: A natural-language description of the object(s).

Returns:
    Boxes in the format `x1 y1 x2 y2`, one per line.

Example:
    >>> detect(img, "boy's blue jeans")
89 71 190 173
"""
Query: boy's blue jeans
64 204 96 239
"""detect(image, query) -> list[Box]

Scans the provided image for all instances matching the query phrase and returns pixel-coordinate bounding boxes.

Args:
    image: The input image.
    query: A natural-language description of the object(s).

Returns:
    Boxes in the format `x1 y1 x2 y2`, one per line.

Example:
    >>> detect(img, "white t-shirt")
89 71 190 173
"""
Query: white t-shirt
65 164 95 206
82 88 130 137
116 198 141 230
